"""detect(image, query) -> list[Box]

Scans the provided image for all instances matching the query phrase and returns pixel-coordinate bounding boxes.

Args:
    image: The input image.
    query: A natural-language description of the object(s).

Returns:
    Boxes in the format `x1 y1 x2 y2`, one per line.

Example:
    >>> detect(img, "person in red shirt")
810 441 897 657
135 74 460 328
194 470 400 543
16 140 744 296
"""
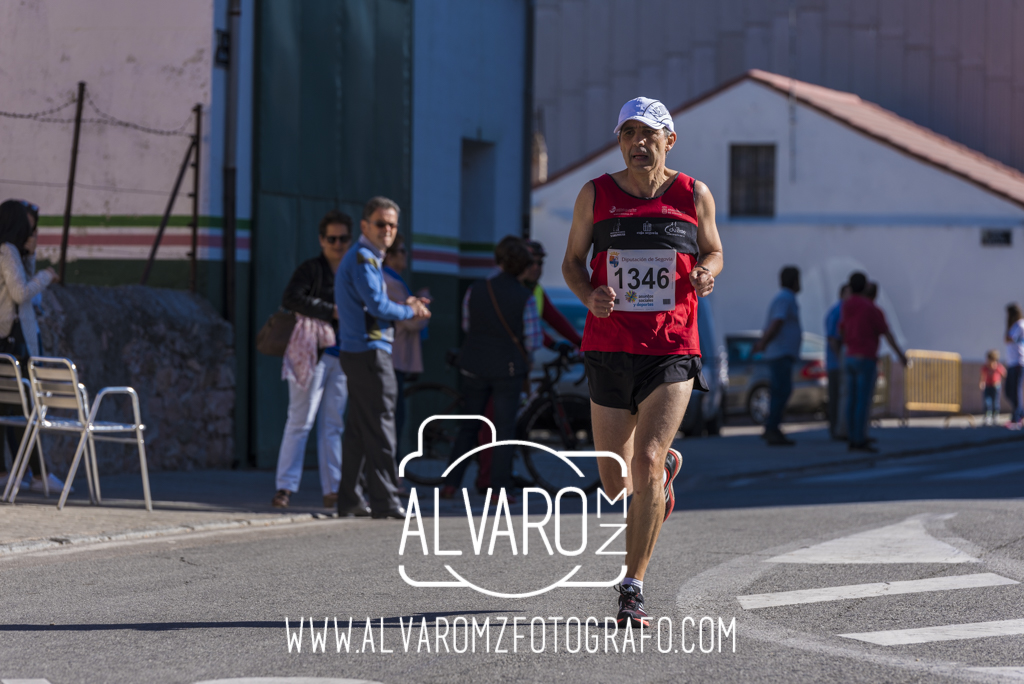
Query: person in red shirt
839 272 907 452
522 240 584 350
980 350 1007 426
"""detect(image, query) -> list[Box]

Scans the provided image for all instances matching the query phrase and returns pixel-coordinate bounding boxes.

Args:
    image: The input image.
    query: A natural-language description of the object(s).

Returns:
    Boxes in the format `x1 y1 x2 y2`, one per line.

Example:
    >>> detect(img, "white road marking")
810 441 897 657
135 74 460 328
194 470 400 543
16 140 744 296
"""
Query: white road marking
968 667 1024 679
2 679 53 684
798 465 932 484
925 462 1024 481
738 572 1018 609
840 618 1024 645
193 679 383 684
767 517 977 564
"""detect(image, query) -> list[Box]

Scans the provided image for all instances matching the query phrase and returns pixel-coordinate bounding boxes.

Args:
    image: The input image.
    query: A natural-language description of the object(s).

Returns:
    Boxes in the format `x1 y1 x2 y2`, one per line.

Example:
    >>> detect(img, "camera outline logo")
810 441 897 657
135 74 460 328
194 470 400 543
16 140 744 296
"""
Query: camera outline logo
397 415 629 599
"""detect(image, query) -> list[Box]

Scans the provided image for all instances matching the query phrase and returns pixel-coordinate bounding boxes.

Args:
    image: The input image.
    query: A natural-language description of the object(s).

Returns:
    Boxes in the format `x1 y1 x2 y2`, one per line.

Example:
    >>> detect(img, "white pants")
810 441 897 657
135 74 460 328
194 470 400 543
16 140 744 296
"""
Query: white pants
275 354 347 495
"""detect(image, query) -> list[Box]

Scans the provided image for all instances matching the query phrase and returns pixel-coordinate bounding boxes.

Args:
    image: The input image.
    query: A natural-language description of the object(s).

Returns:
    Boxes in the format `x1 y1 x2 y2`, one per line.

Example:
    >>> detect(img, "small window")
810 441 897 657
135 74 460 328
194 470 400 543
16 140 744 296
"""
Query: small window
981 229 1012 246
730 145 776 217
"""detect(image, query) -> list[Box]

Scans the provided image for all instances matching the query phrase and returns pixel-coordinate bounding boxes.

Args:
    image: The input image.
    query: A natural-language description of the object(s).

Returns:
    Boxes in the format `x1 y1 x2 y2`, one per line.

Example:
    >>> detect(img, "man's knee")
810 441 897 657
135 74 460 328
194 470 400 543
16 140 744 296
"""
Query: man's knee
630 449 663 486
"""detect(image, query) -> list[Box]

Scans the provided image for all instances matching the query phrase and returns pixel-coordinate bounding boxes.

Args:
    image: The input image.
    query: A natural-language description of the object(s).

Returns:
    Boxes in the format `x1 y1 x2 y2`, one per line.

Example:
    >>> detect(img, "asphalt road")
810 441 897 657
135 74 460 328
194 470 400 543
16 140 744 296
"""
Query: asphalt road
1 441 1022 684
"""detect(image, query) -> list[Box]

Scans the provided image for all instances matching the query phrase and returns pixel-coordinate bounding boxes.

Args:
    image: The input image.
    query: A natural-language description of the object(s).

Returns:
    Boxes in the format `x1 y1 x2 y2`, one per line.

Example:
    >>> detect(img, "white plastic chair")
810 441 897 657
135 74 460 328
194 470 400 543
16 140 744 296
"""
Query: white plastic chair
0 353 49 501
23 357 152 511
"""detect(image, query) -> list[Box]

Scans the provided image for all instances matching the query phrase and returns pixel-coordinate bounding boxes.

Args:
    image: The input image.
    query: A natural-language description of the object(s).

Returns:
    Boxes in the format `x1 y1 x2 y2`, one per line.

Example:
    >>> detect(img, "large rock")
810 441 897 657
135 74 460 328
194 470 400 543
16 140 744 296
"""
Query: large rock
35 284 234 473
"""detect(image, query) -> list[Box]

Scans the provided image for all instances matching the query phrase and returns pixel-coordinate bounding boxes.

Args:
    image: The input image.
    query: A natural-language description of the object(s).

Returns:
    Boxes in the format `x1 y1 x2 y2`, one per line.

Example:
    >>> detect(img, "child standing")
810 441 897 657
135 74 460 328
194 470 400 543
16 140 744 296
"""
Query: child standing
980 350 1007 426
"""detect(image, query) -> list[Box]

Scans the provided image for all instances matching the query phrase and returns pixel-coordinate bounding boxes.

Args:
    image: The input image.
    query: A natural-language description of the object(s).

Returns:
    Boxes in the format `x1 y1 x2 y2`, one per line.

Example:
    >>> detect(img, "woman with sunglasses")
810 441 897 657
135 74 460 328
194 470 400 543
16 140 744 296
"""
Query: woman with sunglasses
272 210 353 509
0 199 59 492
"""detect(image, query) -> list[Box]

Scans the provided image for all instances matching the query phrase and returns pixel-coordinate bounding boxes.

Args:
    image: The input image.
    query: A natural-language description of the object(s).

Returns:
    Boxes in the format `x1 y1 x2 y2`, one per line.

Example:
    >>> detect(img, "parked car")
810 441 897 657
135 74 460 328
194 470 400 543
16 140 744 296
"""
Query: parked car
535 289 726 436
724 331 828 424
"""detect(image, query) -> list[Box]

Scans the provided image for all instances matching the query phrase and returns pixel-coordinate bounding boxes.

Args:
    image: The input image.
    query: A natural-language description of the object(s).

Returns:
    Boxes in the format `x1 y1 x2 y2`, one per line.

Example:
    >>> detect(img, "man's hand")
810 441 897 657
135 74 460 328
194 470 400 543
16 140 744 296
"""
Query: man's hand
690 267 714 297
587 285 616 318
406 296 431 319
45 267 60 283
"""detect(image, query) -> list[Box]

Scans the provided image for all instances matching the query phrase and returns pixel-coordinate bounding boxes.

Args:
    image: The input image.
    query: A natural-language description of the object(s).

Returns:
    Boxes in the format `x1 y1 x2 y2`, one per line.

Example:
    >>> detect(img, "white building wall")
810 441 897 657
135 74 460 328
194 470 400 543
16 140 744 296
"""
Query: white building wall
0 0 253 262
531 79 1024 360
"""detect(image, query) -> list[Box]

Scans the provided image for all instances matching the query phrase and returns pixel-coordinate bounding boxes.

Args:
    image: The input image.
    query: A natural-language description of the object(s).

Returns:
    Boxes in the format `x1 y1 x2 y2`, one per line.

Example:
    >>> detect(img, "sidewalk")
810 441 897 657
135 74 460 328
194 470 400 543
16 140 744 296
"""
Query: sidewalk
2 417 1021 555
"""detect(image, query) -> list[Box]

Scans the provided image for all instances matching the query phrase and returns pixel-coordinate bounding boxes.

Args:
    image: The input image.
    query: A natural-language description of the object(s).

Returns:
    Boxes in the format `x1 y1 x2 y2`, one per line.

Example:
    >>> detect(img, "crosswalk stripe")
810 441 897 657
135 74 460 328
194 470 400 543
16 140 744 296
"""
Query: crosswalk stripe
738 572 1018 609
925 462 1024 481
767 516 977 564
840 618 1024 645
1 679 54 684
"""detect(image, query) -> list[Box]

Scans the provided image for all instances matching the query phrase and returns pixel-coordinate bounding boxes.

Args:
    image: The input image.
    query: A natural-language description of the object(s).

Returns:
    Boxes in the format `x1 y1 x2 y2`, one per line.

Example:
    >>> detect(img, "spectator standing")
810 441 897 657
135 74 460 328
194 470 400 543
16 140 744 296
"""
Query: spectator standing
272 210 353 509
839 272 907 452
0 200 58 491
335 197 430 518
825 284 850 440
383 233 429 456
753 266 802 446
980 350 1006 426
522 240 583 350
1004 303 1024 429
441 236 542 501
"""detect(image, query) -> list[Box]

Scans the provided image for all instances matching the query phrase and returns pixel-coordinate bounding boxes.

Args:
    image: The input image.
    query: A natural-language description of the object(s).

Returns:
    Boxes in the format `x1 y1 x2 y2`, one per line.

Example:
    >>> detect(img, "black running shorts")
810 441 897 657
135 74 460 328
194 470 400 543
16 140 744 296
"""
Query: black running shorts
584 351 710 415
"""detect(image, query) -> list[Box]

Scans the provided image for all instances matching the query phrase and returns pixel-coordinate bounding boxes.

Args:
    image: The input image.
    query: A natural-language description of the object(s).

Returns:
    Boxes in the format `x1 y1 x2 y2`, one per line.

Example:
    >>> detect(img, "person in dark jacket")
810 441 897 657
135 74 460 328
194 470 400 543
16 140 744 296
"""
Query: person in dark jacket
441 237 543 501
272 210 352 509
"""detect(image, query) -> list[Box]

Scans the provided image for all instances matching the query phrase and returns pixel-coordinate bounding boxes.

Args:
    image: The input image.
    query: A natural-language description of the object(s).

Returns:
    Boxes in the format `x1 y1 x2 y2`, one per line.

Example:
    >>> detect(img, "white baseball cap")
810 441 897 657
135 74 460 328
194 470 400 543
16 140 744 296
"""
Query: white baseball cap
613 97 675 136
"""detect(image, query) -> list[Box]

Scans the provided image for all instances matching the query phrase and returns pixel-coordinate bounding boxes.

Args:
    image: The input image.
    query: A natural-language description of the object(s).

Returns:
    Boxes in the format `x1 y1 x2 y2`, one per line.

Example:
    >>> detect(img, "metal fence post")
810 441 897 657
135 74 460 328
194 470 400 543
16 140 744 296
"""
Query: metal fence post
189 104 202 292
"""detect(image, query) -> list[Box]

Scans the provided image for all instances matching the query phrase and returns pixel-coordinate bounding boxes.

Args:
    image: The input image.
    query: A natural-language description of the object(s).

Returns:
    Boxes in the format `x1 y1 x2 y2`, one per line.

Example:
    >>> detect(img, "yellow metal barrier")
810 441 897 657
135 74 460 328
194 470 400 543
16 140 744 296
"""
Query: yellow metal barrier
903 349 973 425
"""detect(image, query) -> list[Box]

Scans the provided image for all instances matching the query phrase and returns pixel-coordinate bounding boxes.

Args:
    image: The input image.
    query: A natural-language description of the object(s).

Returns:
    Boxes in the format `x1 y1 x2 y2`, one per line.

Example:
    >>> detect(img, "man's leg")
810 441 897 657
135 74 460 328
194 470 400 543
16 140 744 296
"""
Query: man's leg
593 380 692 582
443 375 491 491
360 350 404 515
337 353 369 513
488 376 524 491
765 357 794 444
316 355 347 498
827 369 841 436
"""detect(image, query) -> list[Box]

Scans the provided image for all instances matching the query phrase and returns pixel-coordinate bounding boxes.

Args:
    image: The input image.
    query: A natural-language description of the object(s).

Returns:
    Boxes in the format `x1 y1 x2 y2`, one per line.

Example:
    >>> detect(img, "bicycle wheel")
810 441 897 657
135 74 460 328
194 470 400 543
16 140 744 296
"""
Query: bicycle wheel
401 383 463 486
518 394 602 494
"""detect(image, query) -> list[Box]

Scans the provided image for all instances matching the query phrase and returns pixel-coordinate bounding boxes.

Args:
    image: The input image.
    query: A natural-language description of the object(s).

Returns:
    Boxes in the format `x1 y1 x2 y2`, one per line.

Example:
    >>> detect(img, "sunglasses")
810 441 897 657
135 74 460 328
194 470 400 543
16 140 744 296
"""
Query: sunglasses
18 200 39 213
323 234 351 245
373 220 398 229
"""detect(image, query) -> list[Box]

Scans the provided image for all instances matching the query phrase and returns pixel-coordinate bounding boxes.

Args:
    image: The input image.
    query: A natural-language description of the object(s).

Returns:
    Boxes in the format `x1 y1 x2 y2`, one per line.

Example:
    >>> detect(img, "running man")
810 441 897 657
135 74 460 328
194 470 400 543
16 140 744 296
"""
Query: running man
562 97 723 627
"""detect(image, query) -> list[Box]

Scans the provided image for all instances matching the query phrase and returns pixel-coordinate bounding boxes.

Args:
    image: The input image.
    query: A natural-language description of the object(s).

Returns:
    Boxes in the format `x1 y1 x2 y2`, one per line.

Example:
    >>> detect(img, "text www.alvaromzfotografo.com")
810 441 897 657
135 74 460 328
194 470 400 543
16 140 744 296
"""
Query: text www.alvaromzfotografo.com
284 616 736 655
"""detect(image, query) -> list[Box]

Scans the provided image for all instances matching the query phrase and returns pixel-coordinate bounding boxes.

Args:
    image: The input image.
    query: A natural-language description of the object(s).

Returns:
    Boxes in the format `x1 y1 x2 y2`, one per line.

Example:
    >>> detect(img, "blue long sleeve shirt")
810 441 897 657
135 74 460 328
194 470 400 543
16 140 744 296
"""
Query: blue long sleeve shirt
335 235 415 353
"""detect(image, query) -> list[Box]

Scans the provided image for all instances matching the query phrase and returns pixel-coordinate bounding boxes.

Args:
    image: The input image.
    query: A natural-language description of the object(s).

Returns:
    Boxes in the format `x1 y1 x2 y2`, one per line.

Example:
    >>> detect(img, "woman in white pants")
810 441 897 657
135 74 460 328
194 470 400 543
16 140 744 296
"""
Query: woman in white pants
273 211 352 508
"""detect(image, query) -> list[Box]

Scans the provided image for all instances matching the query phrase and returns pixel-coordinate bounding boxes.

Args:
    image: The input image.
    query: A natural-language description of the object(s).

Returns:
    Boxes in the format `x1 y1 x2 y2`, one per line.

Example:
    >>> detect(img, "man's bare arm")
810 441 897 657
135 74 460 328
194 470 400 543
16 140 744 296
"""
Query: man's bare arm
884 330 907 366
562 182 615 317
689 181 723 297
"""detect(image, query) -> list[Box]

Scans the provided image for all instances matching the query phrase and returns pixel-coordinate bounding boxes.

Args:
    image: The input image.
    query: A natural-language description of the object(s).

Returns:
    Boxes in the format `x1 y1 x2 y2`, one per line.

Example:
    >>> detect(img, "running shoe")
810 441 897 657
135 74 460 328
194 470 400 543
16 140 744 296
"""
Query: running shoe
663 447 682 522
616 584 650 628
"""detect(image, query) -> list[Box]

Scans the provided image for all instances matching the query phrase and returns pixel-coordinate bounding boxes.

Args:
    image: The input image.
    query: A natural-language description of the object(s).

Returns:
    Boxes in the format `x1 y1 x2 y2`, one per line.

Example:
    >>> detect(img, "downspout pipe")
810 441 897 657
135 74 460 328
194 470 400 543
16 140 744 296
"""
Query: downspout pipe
222 0 241 323
521 0 535 239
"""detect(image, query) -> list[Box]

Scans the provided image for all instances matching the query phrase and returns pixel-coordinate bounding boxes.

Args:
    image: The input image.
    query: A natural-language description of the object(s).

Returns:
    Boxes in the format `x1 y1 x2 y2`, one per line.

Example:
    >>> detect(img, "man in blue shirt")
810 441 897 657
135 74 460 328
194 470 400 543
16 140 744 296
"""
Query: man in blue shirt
825 283 850 440
753 266 802 445
335 196 431 518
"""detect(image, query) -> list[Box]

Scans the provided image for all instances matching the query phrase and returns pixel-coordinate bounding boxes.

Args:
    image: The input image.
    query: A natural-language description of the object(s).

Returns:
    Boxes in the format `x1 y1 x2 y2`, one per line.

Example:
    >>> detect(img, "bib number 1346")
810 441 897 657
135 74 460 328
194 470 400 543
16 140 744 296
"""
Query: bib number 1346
606 249 676 312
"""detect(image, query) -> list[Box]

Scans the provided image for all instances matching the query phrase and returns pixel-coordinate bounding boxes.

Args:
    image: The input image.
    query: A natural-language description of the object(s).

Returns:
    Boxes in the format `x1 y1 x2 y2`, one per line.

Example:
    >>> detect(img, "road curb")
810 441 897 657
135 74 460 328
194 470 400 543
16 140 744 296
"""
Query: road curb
0 512 325 558
712 433 1024 484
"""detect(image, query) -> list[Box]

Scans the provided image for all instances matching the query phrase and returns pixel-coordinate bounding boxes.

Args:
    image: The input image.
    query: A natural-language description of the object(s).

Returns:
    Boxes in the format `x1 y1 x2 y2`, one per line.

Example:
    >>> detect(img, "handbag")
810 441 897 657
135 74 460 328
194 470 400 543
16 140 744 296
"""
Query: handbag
255 310 296 357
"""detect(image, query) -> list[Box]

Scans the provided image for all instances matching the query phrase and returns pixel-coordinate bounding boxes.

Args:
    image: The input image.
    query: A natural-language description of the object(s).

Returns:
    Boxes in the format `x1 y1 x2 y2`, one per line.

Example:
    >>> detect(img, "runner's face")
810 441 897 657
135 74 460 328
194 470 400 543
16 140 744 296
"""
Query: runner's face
618 121 675 172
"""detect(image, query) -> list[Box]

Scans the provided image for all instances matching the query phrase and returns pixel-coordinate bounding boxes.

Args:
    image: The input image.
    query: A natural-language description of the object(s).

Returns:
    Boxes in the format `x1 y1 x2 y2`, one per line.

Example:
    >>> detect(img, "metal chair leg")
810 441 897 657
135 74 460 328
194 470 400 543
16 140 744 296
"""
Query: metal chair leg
57 432 90 511
81 433 97 505
3 408 36 502
87 432 102 504
6 420 39 504
136 429 152 512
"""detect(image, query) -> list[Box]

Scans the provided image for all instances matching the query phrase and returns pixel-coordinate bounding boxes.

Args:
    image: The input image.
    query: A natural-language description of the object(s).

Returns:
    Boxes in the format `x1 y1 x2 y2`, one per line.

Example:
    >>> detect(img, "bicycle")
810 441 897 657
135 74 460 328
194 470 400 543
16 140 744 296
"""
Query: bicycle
401 346 603 494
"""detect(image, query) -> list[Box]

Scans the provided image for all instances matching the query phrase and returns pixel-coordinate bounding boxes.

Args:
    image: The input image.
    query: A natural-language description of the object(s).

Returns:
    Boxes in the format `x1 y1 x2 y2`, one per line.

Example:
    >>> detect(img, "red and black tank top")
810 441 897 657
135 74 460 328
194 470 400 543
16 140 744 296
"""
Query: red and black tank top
581 172 701 356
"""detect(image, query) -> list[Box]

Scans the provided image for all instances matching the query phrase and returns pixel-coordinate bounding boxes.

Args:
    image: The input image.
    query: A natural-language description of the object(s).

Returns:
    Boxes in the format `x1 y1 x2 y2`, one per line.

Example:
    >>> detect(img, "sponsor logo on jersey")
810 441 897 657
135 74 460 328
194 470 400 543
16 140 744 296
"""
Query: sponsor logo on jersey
609 219 625 238
664 222 688 237
638 221 657 235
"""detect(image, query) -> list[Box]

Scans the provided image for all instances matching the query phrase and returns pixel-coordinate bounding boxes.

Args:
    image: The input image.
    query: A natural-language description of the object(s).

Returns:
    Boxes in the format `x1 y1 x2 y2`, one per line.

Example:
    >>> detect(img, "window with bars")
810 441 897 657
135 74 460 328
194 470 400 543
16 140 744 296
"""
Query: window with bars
729 144 776 217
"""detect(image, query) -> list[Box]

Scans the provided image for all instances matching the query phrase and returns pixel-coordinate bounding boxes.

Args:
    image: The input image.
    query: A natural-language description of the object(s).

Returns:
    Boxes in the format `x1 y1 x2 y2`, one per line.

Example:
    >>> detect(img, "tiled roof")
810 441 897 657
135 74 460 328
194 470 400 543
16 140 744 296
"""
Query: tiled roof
538 70 1024 210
